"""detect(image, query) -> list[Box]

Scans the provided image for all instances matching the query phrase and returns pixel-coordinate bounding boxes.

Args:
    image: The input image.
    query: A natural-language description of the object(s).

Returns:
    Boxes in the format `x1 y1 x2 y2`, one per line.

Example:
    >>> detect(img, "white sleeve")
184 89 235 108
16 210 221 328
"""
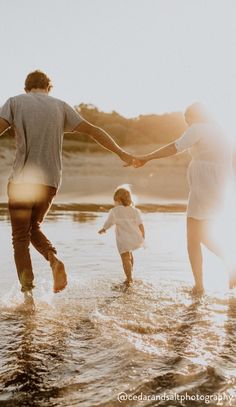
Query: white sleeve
175 125 202 153
135 208 143 225
103 209 115 230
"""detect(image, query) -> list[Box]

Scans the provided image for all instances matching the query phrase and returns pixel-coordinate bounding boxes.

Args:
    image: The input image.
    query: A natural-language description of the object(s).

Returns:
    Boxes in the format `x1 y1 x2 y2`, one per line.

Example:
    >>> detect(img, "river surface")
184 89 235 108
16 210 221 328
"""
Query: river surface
0 208 236 406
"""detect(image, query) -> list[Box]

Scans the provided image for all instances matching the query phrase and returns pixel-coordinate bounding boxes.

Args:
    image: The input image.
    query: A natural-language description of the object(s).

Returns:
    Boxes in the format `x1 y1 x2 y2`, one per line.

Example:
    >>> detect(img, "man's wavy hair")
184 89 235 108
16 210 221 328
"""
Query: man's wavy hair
24 70 53 92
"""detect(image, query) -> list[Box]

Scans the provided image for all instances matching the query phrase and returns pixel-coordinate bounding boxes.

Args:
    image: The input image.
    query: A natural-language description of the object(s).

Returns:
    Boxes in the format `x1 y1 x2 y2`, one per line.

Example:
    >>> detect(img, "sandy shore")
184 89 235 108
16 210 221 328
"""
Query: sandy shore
0 142 190 205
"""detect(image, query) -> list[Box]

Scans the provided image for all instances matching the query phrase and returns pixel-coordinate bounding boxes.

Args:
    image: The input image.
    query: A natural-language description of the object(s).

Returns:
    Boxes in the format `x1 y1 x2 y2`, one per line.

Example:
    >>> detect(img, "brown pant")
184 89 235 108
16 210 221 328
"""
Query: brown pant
8 183 57 292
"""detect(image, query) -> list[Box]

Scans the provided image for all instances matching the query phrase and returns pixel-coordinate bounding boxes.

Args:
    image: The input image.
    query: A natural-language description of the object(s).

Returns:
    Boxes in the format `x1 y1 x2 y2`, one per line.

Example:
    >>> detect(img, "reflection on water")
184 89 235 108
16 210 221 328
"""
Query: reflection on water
0 209 236 406
72 212 98 223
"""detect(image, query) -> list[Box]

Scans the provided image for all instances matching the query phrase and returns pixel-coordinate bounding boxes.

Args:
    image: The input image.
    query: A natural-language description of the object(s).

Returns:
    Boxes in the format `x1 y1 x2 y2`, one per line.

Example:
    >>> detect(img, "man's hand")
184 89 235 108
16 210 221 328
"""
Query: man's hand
119 151 135 166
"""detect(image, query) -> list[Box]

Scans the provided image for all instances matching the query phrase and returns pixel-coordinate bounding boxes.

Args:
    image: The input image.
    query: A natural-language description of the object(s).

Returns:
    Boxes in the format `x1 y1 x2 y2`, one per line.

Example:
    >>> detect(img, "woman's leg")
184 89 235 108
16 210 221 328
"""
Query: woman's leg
200 220 236 289
201 220 224 259
187 217 204 293
120 252 133 284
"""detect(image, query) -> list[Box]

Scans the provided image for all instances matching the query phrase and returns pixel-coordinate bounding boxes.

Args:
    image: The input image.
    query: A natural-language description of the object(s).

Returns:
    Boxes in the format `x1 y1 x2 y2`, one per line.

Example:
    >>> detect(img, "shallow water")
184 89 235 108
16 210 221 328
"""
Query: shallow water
0 209 236 406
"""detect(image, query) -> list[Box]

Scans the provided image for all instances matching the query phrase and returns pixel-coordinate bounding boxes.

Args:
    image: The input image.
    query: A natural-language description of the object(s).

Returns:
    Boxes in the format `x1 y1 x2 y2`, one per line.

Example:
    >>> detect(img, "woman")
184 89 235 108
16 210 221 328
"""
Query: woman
133 103 232 294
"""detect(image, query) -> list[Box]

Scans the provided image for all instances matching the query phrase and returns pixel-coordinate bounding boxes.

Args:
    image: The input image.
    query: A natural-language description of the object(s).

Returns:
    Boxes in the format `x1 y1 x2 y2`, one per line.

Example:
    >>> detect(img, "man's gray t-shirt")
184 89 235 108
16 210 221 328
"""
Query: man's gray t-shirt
0 92 83 188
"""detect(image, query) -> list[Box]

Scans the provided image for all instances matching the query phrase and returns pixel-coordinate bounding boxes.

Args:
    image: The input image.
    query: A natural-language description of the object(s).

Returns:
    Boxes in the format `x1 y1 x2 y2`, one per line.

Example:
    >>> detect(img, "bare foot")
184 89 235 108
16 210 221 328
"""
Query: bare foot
191 285 204 296
48 251 67 293
48 250 67 293
16 291 35 313
51 259 67 293
124 279 133 287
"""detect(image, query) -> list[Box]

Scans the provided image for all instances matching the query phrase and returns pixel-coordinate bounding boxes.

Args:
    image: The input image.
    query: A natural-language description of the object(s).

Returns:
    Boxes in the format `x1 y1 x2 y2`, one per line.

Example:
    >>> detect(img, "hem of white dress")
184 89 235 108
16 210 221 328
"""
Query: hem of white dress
118 244 144 254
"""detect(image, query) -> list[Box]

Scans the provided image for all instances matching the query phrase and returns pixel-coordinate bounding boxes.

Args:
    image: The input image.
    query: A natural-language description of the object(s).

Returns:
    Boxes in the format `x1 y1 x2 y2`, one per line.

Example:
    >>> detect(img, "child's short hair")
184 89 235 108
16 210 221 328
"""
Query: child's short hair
113 185 132 206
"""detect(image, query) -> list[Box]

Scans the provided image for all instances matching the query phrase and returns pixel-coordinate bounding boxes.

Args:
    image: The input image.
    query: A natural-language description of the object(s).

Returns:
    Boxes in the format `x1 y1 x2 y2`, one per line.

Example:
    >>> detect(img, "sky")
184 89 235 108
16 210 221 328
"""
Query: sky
1 0 236 131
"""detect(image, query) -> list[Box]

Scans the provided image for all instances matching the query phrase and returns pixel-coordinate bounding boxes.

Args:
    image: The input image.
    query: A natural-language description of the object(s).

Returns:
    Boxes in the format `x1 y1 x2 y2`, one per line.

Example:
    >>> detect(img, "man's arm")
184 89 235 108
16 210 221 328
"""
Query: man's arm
73 120 133 164
0 118 10 136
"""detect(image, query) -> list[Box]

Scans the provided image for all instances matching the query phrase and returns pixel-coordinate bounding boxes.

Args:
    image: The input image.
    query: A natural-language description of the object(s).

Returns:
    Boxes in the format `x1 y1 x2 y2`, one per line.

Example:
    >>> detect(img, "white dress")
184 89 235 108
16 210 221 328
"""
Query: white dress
175 122 232 220
103 205 144 254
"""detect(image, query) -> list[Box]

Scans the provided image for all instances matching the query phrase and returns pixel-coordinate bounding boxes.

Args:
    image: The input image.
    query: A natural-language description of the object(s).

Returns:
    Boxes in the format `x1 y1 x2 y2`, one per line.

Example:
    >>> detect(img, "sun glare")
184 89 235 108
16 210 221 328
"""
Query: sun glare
203 182 236 291
212 184 236 264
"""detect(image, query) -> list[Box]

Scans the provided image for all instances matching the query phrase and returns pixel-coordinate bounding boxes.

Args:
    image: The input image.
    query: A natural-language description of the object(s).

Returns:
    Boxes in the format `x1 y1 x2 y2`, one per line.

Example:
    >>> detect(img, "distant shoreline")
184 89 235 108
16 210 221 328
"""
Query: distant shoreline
0 145 190 204
0 202 187 213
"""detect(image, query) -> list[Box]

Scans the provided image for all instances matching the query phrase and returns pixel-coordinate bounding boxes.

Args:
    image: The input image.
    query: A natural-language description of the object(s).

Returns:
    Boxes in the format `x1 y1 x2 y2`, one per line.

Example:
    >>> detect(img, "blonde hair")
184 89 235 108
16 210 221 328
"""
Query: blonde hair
113 185 133 206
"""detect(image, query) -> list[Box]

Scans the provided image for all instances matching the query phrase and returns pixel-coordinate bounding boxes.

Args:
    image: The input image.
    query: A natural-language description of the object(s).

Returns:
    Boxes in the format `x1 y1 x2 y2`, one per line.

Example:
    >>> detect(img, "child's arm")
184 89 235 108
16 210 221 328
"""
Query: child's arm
98 209 115 234
139 223 145 239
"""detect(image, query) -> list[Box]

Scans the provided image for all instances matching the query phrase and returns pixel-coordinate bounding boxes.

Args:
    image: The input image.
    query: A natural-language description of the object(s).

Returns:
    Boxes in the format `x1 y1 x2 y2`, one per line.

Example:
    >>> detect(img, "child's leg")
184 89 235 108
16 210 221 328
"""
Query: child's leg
121 252 133 283
130 252 134 267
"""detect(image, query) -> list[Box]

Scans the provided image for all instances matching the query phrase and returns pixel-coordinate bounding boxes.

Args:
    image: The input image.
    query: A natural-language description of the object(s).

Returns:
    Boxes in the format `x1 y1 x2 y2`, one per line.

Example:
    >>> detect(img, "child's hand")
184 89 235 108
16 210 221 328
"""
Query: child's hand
98 228 106 234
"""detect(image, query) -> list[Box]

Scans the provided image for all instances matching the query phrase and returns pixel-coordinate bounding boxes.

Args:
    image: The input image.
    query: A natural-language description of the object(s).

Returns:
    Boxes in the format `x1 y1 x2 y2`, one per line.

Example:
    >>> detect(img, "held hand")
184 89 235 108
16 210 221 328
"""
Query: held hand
132 157 147 168
119 151 135 166
123 156 148 168
98 228 106 234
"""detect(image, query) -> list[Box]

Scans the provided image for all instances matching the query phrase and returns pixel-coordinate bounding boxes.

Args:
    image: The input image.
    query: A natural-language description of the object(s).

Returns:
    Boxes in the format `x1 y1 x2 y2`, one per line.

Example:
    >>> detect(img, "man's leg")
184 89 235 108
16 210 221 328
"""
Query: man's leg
30 185 57 260
30 185 67 293
8 184 34 293
187 217 204 294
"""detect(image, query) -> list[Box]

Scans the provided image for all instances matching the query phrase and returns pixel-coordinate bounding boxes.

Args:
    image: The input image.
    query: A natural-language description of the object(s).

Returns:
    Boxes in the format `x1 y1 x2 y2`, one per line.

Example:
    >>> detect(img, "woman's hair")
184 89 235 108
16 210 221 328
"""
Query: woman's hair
113 186 133 206
24 70 53 92
185 102 210 123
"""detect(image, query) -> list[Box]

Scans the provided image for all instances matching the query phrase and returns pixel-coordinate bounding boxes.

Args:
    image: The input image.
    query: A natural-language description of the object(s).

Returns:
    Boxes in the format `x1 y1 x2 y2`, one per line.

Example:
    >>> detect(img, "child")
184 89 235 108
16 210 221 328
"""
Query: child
98 185 145 285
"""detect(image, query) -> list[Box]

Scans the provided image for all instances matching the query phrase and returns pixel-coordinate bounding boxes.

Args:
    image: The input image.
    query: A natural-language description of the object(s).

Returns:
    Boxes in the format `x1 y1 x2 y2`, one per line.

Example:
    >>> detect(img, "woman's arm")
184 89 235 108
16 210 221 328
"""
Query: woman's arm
133 142 177 167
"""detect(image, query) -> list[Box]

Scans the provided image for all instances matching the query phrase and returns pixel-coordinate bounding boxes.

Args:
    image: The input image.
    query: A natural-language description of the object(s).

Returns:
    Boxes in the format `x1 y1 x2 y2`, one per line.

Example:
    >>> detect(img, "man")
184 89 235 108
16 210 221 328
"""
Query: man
0 70 133 307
